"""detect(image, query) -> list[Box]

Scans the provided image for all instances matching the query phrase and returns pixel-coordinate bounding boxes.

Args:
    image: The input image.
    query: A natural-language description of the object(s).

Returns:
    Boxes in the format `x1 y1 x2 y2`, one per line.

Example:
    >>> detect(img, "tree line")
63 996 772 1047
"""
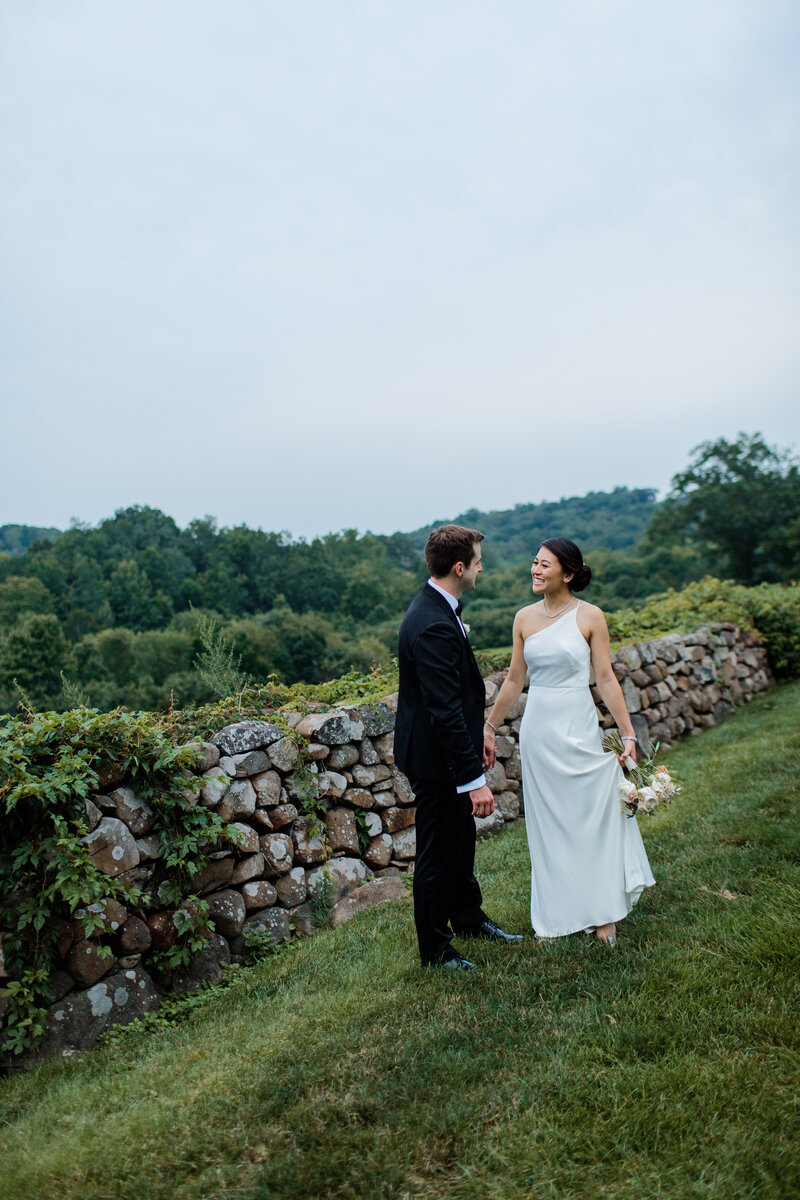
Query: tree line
1 432 797 713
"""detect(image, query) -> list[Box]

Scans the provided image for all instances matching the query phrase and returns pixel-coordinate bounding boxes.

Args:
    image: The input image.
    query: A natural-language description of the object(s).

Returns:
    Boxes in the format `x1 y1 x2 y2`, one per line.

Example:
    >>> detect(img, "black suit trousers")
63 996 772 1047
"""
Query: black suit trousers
410 776 487 964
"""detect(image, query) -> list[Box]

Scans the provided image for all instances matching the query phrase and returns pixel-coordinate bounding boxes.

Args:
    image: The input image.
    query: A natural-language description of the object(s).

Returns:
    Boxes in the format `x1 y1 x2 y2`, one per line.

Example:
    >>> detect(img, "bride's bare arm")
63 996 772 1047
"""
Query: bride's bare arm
584 606 638 765
482 612 529 767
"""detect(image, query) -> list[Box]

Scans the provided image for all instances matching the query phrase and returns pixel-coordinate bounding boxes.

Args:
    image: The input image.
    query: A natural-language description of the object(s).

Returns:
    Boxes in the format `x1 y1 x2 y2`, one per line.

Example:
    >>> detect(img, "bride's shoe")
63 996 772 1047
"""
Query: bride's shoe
595 923 617 946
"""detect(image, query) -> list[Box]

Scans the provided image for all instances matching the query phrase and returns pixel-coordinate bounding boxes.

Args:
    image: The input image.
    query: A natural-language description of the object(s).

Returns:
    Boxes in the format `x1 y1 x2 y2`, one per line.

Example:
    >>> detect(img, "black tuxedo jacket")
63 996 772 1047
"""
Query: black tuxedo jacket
394 583 486 787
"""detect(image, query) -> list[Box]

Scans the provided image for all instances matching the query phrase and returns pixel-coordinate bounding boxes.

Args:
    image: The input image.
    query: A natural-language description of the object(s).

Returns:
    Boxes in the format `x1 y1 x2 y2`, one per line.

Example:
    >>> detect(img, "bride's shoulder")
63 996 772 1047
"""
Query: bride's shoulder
515 602 539 618
513 602 540 633
576 600 606 624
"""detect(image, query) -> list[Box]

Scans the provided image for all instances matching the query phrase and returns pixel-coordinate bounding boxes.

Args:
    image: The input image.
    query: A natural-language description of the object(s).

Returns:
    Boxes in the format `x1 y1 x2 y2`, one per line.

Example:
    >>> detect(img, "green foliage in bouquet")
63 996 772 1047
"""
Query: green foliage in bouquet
0 706 236 1057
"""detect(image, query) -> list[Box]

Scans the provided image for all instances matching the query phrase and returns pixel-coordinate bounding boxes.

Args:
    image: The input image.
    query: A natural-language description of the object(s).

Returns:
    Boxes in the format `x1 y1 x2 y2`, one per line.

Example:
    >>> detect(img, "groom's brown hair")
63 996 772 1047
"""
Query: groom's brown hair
424 524 484 578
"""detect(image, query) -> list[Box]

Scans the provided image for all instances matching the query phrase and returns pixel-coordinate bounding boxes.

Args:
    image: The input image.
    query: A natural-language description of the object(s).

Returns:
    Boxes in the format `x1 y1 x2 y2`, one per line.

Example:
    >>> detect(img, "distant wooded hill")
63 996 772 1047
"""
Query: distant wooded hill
2 429 794 713
2 485 657 575
0 525 62 555
0 488 662 713
410 486 658 565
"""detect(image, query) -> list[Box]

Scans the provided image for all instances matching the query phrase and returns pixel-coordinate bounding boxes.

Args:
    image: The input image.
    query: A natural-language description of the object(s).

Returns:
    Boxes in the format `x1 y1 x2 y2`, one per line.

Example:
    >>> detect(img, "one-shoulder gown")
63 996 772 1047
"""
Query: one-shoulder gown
519 603 655 937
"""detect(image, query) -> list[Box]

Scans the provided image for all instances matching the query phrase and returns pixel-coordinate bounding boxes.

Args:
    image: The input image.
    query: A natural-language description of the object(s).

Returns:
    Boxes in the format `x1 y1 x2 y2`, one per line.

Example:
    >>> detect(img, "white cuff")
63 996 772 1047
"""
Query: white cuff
456 774 486 794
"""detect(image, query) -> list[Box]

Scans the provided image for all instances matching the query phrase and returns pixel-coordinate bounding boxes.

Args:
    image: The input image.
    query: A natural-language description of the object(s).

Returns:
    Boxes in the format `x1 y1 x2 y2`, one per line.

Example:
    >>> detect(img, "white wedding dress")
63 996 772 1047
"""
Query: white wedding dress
519 602 655 937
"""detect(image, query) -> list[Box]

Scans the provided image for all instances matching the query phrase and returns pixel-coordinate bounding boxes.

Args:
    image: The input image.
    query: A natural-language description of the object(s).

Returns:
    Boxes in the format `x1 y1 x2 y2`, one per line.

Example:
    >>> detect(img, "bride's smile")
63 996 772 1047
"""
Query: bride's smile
531 551 571 596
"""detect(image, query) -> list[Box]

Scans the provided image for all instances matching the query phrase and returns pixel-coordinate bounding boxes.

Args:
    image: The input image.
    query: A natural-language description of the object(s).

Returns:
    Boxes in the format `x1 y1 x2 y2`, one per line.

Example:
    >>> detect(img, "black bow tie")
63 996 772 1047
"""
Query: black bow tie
455 601 463 617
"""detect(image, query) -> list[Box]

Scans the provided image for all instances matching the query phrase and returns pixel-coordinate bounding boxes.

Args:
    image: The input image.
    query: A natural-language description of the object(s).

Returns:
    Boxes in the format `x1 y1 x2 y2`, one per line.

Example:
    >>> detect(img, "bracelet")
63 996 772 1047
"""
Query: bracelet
621 735 637 743
484 720 497 733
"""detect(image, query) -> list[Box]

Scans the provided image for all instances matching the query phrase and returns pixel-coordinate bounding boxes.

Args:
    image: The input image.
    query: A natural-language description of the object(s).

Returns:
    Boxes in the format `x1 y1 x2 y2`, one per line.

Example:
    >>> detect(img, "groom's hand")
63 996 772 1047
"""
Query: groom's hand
470 784 495 818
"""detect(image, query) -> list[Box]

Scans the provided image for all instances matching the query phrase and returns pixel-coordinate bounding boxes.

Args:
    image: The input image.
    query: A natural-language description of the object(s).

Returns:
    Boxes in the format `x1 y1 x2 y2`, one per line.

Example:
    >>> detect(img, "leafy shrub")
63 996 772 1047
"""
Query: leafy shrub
606 577 800 680
478 578 800 681
0 613 74 710
193 612 250 698
605 577 755 643
167 661 401 744
353 808 372 855
241 927 277 963
0 706 234 1057
744 582 800 678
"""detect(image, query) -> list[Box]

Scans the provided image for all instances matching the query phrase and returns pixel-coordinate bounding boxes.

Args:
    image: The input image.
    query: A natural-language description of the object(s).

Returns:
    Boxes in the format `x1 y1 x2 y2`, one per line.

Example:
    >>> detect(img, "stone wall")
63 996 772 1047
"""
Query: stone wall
11 623 772 1059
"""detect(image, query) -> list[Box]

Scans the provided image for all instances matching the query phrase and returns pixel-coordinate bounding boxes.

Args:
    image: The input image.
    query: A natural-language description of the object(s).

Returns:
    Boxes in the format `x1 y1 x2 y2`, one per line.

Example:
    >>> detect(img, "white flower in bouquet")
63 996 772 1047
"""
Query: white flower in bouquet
603 730 680 818
636 786 659 814
618 782 639 810
652 765 678 800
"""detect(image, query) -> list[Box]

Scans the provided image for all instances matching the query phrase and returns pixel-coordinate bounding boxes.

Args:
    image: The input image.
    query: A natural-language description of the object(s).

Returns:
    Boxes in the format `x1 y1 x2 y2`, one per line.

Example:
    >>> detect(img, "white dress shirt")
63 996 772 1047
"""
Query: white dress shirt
427 578 486 794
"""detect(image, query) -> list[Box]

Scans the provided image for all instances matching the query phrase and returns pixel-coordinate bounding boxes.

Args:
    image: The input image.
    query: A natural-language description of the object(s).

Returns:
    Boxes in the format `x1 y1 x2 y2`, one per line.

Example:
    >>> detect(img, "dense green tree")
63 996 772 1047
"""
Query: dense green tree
339 556 417 623
76 627 137 689
339 563 391 622
62 552 113 640
231 607 332 683
280 534 350 613
379 531 424 572
108 559 174 629
73 624 207 711
0 577 55 625
15 538 70 613
587 544 712 609
97 505 183 556
183 515 220 568
646 433 800 584
193 526 286 614
0 614 73 708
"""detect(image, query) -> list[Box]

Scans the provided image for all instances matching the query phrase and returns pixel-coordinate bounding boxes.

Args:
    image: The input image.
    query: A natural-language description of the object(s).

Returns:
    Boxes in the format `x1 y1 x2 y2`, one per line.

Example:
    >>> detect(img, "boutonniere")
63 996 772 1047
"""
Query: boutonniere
463 623 470 635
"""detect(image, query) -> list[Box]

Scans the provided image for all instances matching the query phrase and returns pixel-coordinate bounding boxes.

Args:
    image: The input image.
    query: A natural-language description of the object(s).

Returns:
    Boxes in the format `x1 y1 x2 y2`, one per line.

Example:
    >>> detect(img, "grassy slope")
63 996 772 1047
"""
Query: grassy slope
2 684 799 1200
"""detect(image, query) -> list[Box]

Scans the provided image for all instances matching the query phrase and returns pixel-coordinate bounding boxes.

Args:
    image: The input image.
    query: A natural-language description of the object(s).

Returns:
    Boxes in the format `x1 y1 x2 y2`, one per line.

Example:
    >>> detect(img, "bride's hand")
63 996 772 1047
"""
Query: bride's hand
483 728 496 769
617 744 637 769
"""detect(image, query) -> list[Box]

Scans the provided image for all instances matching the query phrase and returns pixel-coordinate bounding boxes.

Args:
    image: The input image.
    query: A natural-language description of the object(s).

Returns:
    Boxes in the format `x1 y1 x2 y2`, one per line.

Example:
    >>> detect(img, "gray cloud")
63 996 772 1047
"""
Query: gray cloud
2 2 798 535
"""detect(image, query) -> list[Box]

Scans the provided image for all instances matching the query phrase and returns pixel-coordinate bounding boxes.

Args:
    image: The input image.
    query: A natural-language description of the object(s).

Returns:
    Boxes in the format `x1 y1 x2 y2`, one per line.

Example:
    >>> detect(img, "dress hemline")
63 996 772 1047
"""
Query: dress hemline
531 880 655 939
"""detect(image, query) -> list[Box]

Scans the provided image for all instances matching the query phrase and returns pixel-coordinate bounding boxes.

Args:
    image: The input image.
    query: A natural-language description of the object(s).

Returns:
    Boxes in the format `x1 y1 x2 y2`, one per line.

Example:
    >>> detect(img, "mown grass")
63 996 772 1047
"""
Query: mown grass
2 683 799 1200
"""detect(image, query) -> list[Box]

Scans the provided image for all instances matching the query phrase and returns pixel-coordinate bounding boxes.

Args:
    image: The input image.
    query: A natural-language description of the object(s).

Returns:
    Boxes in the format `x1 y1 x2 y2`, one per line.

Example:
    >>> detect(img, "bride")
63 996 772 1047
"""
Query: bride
484 537 654 945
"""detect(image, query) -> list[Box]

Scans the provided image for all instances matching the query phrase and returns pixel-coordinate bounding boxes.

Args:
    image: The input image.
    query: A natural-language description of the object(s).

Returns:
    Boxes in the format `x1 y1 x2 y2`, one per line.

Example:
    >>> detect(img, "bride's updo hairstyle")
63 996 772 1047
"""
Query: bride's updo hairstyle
540 537 592 592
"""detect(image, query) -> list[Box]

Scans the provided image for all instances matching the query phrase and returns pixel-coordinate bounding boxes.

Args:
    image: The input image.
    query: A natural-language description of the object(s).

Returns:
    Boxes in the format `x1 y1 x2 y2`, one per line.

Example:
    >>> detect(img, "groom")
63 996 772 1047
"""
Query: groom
394 524 523 971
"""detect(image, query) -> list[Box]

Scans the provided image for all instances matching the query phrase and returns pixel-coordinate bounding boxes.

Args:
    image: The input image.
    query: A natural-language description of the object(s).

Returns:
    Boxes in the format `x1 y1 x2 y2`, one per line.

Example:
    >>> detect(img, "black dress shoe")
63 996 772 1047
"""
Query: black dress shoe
431 954 477 972
470 919 524 943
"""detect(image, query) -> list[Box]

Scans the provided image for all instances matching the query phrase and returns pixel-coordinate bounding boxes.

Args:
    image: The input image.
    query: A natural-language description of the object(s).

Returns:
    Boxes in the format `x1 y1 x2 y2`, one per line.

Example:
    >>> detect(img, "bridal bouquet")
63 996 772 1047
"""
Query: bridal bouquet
602 730 680 818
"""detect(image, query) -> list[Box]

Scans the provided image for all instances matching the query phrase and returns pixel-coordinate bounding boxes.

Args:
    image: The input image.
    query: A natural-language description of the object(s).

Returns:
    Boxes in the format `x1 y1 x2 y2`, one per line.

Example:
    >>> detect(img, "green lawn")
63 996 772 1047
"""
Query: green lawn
2 683 799 1200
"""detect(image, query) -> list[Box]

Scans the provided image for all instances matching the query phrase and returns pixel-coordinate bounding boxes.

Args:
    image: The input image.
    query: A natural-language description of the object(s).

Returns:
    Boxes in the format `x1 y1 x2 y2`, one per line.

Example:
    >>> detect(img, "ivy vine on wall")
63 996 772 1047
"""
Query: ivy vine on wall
0 706 235 1058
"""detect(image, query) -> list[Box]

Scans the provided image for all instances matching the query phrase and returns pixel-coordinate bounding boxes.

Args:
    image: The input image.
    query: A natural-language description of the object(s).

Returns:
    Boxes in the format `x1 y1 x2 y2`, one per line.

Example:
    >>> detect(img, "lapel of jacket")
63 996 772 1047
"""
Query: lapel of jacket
423 583 483 684
423 582 463 638
464 628 484 686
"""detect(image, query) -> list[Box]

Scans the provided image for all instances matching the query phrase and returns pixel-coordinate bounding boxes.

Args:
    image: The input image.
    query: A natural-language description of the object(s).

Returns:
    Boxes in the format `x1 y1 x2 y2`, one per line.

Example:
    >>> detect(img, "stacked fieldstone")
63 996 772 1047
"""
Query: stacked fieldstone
15 622 772 1059
591 623 772 747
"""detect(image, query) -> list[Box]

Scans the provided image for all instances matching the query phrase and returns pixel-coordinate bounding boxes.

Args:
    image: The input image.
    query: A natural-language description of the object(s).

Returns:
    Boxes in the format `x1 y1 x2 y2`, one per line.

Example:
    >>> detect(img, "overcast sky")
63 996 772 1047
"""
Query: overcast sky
2 2 798 539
